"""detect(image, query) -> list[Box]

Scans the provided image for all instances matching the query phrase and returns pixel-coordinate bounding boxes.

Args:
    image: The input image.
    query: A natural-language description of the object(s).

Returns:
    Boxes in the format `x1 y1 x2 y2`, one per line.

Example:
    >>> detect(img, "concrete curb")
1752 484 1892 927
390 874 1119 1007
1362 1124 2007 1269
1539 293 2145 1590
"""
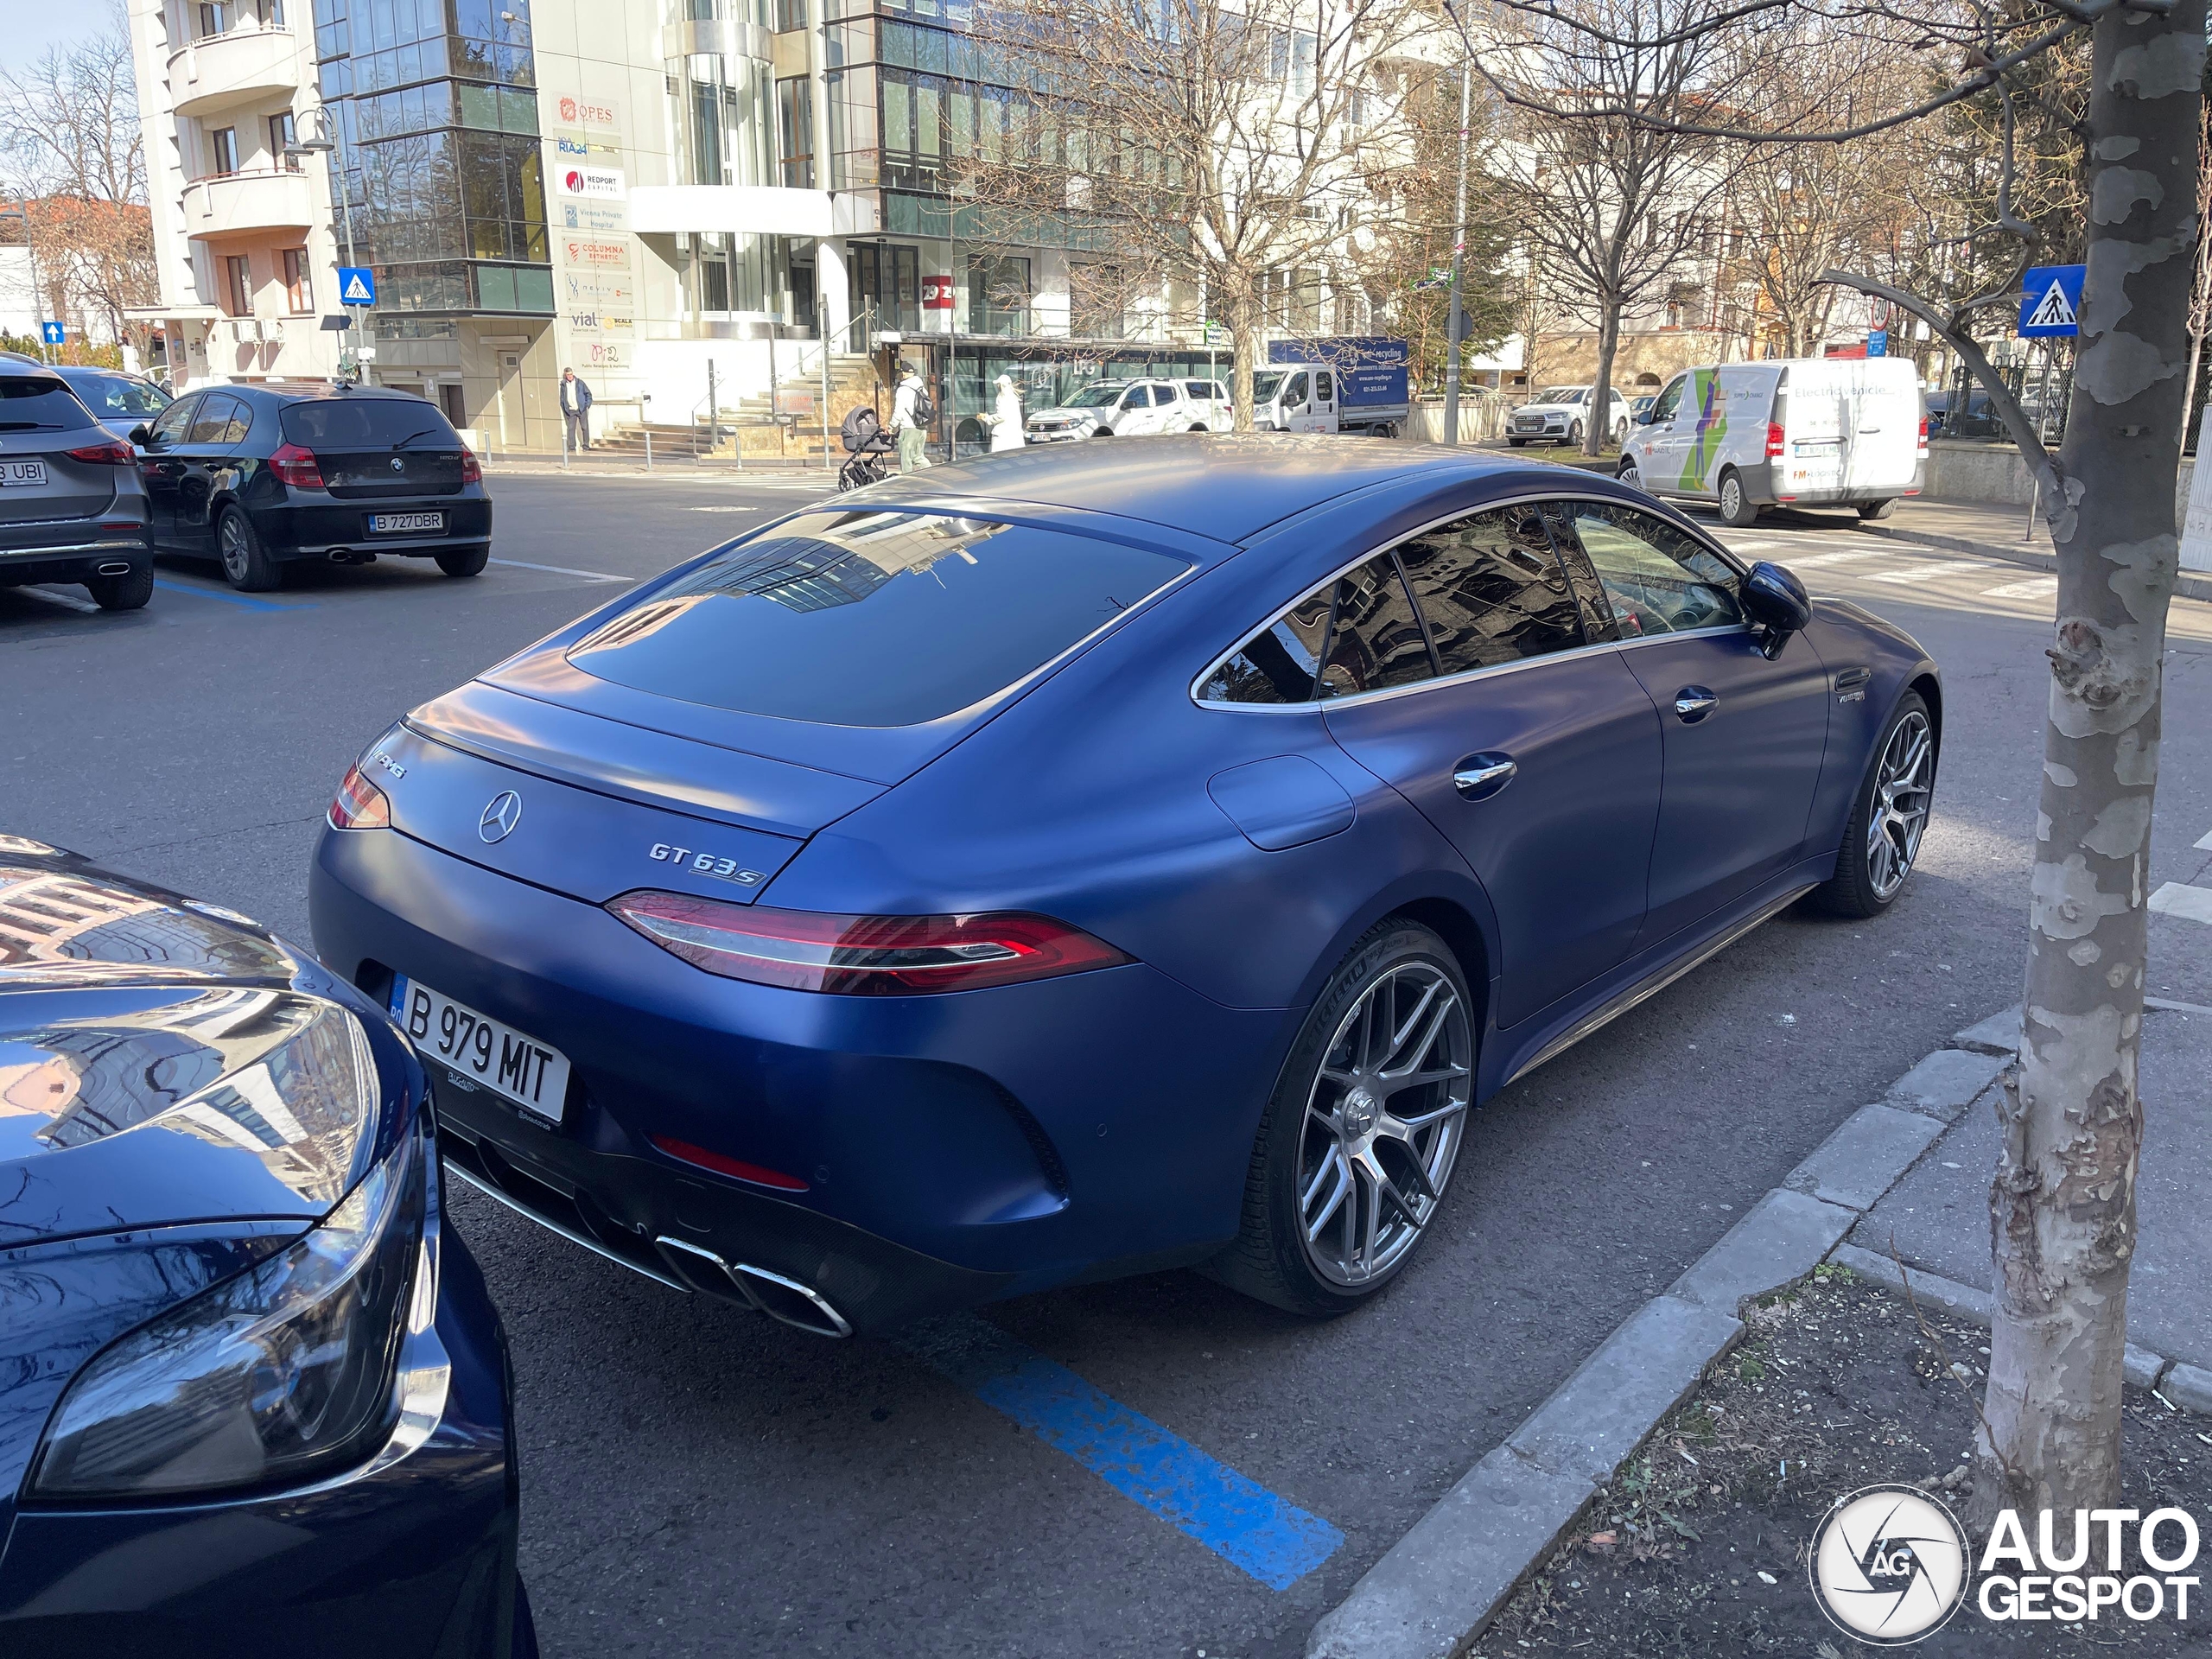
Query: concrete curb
1303 1017 2094 1659
1853 519 2212 605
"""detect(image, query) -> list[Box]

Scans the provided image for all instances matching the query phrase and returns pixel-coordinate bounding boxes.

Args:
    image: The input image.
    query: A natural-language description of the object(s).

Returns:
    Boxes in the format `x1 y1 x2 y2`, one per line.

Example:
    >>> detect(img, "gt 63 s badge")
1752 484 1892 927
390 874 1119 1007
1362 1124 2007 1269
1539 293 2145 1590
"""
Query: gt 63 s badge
649 842 764 887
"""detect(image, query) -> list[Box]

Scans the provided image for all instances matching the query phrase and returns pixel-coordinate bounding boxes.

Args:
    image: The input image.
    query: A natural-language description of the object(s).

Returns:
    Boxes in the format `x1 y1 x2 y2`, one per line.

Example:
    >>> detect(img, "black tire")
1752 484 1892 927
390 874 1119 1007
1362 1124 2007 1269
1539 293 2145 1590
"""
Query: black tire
216 504 282 591
1807 692 1936 919
436 543 491 577
1617 456 1647 493
1717 467 1760 527
1210 918 1474 1317
1859 499 1898 520
1567 420 1585 447
1188 424 1208 433
1507 437 1528 448
86 567 153 611
1612 418 1630 447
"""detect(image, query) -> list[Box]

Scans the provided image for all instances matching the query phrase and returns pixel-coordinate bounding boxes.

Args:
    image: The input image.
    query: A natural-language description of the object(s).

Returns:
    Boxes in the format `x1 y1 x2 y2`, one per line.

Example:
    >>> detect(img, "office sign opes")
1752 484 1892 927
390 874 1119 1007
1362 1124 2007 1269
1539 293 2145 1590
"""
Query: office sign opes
2018 264 2085 338
337 266 378 307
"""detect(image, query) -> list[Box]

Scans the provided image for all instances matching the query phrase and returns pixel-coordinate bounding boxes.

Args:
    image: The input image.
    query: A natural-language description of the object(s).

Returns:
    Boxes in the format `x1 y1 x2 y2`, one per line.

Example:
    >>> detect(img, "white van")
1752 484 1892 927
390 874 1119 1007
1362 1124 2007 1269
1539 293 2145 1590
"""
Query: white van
1618 357 1927 525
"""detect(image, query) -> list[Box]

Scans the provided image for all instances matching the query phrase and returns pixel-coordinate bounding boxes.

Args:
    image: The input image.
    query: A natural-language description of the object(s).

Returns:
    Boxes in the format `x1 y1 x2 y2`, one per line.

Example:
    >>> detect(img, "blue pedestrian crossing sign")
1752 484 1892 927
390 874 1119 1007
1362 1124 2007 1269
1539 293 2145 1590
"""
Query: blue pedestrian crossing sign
39 321 64 345
2018 265 2084 338
337 266 377 306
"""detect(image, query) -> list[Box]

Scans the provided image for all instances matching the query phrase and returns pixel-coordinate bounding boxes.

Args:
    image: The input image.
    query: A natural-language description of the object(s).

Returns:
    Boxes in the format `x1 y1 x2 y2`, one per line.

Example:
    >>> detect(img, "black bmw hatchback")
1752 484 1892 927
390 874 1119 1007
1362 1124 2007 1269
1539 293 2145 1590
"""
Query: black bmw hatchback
133 383 493 592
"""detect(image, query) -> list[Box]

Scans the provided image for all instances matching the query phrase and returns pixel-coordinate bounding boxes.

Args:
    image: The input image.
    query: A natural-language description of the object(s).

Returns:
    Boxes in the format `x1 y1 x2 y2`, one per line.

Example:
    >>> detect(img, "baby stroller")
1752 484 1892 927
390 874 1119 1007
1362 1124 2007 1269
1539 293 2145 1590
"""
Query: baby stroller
838 404 896 492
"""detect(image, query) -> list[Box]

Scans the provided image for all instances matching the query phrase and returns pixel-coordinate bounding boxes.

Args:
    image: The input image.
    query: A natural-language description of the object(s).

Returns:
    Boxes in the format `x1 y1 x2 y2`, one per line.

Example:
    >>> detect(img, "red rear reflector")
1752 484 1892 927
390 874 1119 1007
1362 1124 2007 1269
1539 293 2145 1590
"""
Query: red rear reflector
327 762 390 830
1764 422 1785 460
270 442 326 488
66 440 134 465
607 893 1133 995
651 1135 808 1191
459 447 482 483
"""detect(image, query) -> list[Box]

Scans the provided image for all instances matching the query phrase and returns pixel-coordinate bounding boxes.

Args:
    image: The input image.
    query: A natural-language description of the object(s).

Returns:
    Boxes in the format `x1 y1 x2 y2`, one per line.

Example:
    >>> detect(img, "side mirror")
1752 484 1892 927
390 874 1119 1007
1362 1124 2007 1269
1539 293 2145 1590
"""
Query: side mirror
1743 560 1813 656
1634 409 1656 425
129 423 152 446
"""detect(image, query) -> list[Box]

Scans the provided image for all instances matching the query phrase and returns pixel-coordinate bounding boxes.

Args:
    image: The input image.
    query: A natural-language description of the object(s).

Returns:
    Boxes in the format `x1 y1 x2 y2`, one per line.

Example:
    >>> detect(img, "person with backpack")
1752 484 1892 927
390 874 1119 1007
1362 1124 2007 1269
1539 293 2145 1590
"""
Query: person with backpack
890 364 932 473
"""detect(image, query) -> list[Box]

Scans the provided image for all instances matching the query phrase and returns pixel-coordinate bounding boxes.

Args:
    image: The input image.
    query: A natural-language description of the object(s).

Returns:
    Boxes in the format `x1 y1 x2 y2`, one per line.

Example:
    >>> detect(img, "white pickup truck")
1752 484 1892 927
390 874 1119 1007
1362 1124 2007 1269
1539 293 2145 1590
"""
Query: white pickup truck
1024 378 1232 442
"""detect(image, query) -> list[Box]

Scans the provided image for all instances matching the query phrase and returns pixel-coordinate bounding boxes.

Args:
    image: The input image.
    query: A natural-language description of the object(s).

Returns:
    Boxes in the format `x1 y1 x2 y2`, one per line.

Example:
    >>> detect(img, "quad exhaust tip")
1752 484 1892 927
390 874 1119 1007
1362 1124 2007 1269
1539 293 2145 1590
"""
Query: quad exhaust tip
655 1236 853 1338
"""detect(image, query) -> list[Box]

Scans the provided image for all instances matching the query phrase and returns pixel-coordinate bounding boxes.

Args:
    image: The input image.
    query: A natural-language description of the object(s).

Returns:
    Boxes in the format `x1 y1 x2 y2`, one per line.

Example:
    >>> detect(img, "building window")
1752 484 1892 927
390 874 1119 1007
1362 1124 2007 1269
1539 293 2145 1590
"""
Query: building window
777 77 814 188
197 2 231 37
222 253 253 317
774 0 807 28
282 248 313 312
270 111 299 170
209 126 240 176
968 254 1029 336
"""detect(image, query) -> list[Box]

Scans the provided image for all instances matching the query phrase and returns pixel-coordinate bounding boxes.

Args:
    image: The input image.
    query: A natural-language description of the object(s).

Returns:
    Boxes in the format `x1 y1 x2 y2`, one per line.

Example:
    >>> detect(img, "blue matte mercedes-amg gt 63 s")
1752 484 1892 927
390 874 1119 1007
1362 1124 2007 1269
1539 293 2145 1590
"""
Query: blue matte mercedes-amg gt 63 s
0 840 532 1658
308 437 1940 1334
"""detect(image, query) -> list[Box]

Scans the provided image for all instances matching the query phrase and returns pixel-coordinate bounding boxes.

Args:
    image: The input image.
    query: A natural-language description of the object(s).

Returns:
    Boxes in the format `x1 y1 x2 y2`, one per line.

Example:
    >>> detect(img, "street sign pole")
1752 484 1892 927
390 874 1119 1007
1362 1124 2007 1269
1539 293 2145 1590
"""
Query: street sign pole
1441 59 1471 447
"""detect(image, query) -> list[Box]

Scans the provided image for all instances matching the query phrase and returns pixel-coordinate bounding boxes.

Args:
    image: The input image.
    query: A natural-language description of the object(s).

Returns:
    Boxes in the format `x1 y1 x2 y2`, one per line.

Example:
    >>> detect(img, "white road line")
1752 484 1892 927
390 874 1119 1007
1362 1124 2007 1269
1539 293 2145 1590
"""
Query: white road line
2197 829 2212 852
1720 537 1789 551
1778 550 1888 569
689 505 758 512
1983 576 2059 600
488 558 633 582
21 585 99 613
1869 560 1996 586
2149 882 2212 925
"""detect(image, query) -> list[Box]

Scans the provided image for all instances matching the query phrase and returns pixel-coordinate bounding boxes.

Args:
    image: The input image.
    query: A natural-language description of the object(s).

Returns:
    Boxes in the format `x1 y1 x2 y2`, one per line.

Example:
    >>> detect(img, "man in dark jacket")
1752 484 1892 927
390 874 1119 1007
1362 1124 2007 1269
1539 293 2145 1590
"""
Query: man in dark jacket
560 368 594 451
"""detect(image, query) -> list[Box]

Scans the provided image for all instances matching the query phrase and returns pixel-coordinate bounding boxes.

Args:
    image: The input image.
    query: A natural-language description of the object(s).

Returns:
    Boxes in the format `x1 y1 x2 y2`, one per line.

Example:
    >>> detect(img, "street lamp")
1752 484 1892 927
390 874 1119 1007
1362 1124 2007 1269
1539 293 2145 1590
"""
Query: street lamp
1438 0 1477 446
283 105 365 379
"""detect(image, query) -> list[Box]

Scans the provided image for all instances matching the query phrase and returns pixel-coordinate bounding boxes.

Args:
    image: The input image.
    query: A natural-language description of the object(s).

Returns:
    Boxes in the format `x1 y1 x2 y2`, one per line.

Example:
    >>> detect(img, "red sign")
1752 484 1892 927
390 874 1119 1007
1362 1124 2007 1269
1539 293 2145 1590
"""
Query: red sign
921 276 955 310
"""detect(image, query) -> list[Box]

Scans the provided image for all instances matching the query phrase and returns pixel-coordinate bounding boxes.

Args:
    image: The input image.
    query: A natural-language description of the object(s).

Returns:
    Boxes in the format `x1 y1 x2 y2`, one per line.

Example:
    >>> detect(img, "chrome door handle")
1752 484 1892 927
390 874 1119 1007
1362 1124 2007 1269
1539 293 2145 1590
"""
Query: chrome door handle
1674 688 1718 722
1452 753 1517 800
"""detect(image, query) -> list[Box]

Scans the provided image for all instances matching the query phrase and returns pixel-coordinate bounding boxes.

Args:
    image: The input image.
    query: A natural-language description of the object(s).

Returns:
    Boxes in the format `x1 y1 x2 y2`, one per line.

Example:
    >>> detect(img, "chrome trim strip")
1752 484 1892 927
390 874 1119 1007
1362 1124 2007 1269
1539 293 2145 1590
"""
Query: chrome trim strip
445 1160 690 1292
1503 882 1817 1086
1189 487 1750 713
0 538 147 560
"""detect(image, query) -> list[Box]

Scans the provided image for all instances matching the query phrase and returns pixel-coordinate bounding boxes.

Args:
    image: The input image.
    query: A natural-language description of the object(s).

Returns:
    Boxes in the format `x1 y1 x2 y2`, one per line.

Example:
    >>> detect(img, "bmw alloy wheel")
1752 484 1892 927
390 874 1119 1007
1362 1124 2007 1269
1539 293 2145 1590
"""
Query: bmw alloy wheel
1866 709 1934 899
1297 962 1471 1287
219 513 251 582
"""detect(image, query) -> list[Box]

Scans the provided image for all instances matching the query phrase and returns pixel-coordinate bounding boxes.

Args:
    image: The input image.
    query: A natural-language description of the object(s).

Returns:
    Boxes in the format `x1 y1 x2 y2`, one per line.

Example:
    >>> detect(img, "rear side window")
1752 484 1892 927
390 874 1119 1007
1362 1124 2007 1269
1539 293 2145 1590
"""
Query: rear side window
568 511 1190 728
1395 505 1584 674
0 375 97 431
188 394 248 445
282 397 455 448
1318 555 1431 697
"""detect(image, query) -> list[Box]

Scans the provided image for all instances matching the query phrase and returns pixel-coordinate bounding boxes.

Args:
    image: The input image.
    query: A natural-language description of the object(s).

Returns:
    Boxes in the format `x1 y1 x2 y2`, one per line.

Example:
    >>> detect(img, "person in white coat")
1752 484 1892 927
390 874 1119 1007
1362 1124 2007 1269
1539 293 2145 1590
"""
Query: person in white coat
982 373 1026 452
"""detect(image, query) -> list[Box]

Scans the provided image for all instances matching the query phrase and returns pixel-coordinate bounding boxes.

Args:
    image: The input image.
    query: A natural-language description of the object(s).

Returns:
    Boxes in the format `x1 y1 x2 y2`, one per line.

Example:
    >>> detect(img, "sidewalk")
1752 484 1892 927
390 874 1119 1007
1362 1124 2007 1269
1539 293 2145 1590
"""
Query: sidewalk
1865 497 2212 603
482 449 837 483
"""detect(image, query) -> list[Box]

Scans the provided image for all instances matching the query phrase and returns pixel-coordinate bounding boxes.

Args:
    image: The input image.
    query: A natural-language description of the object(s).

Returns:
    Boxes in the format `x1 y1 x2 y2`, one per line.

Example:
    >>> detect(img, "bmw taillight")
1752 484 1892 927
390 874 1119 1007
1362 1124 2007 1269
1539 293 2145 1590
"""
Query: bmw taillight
606 892 1132 995
328 763 390 830
270 442 326 488
459 447 482 483
65 439 135 465
1765 422 1785 460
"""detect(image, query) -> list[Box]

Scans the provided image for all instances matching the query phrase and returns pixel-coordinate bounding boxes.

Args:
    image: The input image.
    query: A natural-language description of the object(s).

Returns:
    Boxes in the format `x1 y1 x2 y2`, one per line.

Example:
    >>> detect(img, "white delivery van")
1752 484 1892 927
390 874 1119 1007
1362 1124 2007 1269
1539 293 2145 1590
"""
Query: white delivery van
1618 357 1927 526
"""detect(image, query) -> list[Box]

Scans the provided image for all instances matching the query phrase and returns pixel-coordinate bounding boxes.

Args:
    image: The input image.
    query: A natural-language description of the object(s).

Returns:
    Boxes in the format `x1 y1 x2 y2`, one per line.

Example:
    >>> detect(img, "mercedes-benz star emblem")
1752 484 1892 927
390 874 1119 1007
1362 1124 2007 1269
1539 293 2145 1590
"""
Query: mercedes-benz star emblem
479 791 524 843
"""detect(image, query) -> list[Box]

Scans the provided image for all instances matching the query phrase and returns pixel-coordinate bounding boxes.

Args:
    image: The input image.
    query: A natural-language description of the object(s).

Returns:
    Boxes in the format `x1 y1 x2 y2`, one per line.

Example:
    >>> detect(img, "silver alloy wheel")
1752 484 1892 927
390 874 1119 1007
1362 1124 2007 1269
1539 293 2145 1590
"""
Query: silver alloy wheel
1720 474 1744 518
1297 962 1471 1287
219 512 250 582
1867 709 1935 899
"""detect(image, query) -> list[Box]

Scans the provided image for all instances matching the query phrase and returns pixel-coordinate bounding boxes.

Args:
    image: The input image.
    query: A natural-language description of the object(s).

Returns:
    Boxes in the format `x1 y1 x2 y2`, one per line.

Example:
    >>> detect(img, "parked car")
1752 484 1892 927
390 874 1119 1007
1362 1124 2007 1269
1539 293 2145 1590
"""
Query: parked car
50 363 172 442
0 360 152 612
1630 394 1658 421
132 381 493 591
306 437 1939 1335
1025 378 1226 441
1618 357 1927 525
1255 339 1412 436
0 837 534 1657
1507 385 1633 448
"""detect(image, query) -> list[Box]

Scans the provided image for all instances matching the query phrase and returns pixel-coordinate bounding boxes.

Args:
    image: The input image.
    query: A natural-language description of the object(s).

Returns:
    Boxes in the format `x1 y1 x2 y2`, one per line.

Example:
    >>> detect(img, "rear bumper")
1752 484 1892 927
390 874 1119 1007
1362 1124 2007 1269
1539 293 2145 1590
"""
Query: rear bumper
307 823 1280 1328
256 497 494 561
0 523 150 586
0 1173 524 1659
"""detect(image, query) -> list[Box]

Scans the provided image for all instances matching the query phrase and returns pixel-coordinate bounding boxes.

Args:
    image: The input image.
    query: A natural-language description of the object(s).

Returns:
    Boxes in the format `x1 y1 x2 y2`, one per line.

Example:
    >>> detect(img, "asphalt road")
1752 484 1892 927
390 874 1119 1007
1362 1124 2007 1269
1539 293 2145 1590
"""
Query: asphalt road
4 465 2209 1658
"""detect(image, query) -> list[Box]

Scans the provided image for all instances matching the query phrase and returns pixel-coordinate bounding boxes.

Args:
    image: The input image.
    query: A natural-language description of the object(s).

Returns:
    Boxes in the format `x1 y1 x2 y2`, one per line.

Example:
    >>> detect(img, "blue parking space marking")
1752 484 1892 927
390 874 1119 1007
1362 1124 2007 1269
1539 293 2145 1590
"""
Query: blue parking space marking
152 579 312 613
905 1316 1344 1590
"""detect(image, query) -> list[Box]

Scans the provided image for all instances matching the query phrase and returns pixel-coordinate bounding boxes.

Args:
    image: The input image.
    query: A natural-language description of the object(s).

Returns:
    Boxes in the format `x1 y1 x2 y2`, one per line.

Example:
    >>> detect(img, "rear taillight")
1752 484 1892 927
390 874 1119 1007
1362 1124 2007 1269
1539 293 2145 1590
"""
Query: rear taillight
607 892 1132 995
1916 418 1929 454
1765 422 1785 460
459 447 481 483
270 442 325 488
327 763 390 830
65 440 134 465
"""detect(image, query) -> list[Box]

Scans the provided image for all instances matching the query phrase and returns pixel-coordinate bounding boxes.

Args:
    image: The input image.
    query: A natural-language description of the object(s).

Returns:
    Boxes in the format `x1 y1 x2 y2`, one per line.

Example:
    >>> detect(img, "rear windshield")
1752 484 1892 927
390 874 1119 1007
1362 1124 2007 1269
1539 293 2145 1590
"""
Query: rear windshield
281 397 456 448
0 375 98 431
568 510 1191 727
66 372 171 419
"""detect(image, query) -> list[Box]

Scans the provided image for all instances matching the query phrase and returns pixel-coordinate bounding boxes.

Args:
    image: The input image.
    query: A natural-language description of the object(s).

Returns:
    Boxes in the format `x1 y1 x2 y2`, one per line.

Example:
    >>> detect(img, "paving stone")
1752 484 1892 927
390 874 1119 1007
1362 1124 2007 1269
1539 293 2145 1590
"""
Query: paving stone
1304 1447 1594 1659
1669 1188 1858 1314
1786 1105 1948 1212
1887 1047 2010 1121
2125 1344 2170 1391
1832 1243 1994 1325
1503 1294 1742 1487
1953 1005 2022 1054
2161 1362 2212 1414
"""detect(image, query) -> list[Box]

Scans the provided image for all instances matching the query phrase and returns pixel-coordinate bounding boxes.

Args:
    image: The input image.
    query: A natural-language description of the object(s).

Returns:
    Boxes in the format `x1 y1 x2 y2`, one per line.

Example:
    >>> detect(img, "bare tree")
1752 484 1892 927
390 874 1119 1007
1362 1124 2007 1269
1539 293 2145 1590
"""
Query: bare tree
2180 99 2212 448
1488 0 2202 1514
952 0 1433 428
0 18 145 206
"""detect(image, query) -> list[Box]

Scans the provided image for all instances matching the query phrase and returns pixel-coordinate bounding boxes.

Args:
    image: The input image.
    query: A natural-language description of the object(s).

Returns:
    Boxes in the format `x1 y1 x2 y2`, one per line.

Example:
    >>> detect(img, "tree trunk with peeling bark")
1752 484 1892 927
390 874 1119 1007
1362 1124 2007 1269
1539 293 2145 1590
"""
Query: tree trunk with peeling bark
1974 0 2203 1519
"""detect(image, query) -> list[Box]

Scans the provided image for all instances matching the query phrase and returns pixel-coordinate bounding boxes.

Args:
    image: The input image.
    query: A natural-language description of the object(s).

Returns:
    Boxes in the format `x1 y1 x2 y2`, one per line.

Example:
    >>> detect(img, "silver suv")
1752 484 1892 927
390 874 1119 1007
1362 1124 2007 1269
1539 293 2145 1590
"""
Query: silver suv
0 364 154 611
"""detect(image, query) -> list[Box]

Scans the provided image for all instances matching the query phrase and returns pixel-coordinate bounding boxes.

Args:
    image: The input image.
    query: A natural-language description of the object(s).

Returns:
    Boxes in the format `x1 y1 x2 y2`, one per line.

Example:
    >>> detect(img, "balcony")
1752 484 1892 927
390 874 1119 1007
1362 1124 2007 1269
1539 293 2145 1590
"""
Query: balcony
168 26 301 118
181 168 315 241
